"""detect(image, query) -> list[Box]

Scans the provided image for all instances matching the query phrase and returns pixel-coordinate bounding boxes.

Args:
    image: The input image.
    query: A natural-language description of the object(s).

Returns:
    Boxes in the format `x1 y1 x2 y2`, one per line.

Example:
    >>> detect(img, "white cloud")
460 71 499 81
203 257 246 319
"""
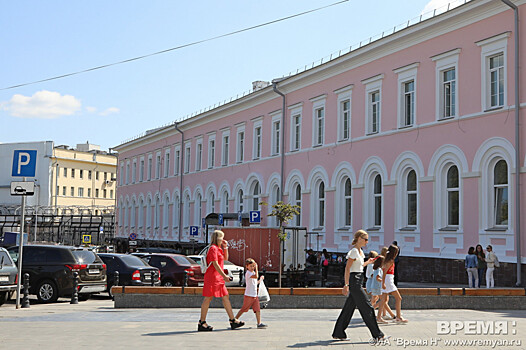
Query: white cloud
1 90 81 119
422 0 462 15
86 106 98 113
99 107 120 116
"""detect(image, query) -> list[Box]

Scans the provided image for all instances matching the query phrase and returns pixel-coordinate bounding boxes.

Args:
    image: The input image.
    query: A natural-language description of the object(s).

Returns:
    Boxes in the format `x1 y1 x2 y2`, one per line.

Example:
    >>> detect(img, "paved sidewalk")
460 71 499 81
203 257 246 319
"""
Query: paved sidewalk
1 297 525 349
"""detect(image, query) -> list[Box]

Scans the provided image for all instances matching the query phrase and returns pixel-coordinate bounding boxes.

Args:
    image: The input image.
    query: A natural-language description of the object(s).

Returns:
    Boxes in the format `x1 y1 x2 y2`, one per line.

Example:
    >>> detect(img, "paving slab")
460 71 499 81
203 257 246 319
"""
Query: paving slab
0 296 525 349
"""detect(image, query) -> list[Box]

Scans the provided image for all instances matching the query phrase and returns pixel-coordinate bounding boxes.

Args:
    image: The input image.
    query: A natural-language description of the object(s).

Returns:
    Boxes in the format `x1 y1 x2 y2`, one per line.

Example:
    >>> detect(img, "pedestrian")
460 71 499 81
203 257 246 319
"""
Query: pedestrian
376 246 394 319
234 258 267 328
198 230 245 331
465 246 478 288
365 251 378 296
475 244 486 288
377 244 408 323
485 245 498 288
321 249 330 285
392 241 400 286
306 249 317 266
370 255 384 310
332 230 386 343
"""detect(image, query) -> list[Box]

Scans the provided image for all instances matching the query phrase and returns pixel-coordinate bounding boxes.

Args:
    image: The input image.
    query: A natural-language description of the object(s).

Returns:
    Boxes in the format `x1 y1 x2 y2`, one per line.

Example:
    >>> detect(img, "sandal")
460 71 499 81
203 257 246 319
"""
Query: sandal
395 318 409 323
229 318 245 330
198 320 213 331
376 318 388 324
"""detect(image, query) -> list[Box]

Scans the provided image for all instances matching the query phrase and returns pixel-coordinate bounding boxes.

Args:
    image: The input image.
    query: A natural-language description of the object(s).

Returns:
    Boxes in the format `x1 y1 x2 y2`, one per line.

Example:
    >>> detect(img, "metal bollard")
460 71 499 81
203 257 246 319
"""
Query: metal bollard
70 271 79 304
238 270 243 286
184 271 189 287
114 271 120 287
151 271 156 287
22 273 30 308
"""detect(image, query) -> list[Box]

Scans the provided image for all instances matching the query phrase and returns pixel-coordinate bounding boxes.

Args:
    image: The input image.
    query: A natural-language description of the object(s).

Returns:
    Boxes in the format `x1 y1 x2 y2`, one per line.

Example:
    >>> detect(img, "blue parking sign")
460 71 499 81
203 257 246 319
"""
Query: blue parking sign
218 214 224 225
190 226 199 236
12 150 37 177
249 210 261 223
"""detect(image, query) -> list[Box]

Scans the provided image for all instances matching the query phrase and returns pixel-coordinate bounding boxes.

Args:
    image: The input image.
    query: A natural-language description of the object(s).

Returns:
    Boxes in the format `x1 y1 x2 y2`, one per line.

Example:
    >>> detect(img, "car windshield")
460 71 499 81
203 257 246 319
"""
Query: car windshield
120 255 149 267
72 250 102 264
173 255 197 265
0 251 13 266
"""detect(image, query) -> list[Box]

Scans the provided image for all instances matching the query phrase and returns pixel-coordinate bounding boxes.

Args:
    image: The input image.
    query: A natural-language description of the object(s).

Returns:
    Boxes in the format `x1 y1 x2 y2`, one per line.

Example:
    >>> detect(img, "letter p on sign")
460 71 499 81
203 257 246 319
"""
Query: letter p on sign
12 150 37 177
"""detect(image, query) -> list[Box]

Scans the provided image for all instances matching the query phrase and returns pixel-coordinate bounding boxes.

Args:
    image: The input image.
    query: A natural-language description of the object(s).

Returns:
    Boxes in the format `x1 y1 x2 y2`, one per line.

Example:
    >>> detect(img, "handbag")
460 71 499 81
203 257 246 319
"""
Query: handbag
258 280 270 303
494 254 500 268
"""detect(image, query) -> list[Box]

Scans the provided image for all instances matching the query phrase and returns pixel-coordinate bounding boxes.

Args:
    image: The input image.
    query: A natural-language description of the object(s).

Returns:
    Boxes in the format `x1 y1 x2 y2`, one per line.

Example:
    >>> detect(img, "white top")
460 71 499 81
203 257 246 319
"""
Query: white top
245 270 258 297
365 262 374 278
346 247 364 273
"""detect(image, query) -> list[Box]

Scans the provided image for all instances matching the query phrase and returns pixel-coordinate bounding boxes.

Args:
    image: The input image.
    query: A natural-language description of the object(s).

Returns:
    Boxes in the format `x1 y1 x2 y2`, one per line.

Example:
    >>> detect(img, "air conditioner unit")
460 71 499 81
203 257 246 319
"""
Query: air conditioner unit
104 180 111 185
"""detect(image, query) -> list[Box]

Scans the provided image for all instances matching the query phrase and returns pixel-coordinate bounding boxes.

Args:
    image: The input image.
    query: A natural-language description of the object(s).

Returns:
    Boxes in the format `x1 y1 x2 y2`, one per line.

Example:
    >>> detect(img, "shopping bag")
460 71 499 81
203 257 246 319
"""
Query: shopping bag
258 280 270 303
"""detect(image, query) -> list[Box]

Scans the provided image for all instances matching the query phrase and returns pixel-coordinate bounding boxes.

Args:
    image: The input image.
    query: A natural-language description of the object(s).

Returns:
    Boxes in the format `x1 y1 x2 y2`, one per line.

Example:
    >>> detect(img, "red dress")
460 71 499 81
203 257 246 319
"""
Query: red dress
202 245 229 297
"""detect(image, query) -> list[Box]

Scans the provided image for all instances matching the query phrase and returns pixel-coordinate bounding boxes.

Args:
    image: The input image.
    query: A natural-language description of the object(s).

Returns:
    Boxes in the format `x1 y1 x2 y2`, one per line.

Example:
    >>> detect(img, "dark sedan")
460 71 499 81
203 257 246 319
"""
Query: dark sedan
98 253 160 297
137 253 204 287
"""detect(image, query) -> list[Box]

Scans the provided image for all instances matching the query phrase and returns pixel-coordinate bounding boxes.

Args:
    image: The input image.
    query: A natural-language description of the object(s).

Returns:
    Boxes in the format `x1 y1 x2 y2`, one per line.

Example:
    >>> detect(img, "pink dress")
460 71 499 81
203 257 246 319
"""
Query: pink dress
202 245 228 297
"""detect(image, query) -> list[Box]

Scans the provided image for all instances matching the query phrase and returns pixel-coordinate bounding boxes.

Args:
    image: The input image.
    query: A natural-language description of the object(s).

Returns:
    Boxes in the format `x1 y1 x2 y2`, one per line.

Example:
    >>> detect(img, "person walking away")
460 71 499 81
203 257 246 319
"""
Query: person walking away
365 251 378 300
465 247 478 288
234 258 267 328
475 245 486 288
377 245 408 323
369 255 384 311
198 230 245 331
392 241 400 286
485 245 498 288
332 230 386 343
321 249 330 286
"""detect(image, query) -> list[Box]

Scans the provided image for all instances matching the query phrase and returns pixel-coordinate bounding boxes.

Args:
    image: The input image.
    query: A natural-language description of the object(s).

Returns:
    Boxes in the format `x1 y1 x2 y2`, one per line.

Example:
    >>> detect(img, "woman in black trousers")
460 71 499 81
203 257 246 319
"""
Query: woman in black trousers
332 230 385 342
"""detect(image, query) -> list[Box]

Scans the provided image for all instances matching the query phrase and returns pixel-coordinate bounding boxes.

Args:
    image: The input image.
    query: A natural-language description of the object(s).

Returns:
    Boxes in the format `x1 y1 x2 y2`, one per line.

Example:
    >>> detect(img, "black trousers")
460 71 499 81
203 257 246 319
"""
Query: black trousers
332 272 384 339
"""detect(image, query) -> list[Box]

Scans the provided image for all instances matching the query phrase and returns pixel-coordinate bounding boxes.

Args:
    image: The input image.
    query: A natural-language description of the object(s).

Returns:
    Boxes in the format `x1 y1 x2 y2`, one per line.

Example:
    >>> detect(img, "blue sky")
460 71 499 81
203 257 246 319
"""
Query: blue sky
0 0 454 151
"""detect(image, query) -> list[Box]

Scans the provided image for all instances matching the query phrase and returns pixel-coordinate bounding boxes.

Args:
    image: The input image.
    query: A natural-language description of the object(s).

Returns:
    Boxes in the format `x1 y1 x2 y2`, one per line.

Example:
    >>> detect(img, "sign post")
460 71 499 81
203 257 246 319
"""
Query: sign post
11 149 37 310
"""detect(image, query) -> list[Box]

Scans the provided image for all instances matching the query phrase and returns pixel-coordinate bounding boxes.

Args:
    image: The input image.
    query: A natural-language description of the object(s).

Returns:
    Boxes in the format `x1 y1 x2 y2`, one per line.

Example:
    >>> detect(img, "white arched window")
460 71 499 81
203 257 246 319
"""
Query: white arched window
405 170 417 227
195 193 202 226
252 182 260 211
207 193 215 214
163 195 169 228
183 194 190 229
146 197 152 229
172 195 180 229
446 165 459 226
370 174 382 228
138 198 144 229
316 181 325 228
493 159 508 227
237 189 244 212
294 184 302 226
130 200 136 228
154 196 161 229
221 191 229 213
343 178 352 227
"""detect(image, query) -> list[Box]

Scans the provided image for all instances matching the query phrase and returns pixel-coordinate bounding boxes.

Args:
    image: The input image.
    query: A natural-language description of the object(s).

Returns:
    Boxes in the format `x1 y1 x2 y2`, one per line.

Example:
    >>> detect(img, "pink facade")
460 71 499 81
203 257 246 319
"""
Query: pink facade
114 0 526 268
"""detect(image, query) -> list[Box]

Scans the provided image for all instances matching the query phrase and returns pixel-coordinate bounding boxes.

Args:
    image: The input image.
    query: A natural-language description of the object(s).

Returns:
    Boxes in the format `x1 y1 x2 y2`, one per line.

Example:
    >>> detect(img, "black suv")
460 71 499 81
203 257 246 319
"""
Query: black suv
8 245 107 303
98 253 160 297
0 247 17 305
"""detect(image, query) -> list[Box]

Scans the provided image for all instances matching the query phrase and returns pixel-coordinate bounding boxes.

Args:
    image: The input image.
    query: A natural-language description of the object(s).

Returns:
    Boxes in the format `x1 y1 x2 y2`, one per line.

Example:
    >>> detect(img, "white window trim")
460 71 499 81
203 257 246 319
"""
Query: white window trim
125 161 130 185
481 157 511 232
362 74 384 135
476 32 510 111
221 130 230 166
195 138 203 172
208 135 216 169
395 167 420 231
155 151 162 179
288 104 302 152
364 172 383 230
432 48 460 120
132 159 137 184
253 120 263 160
310 95 326 147
164 149 170 178
394 63 419 129
310 180 326 230
335 177 352 230
236 126 245 163
335 85 353 142
147 154 153 181
139 156 145 182
184 141 191 174
271 112 281 156
174 145 181 176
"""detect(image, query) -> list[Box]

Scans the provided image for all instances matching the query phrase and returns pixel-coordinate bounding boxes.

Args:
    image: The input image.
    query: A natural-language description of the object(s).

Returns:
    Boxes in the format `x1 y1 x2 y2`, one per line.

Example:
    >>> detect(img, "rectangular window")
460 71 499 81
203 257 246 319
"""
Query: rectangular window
174 149 180 175
222 135 229 166
196 143 202 171
139 159 144 181
132 161 137 183
292 114 301 151
341 100 350 140
95 189 99 198
403 80 415 127
253 125 262 159
156 154 161 179
442 68 456 118
110 189 114 199
237 131 244 163
314 107 324 146
87 188 91 197
147 157 152 180
184 145 191 173
125 163 130 184
208 139 215 168
489 53 504 108
63 167 67 177
62 186 66 196
78 188 84 197
272 120 280 155
369 91 380 134
95 171 99 181
70 187 75 197
88 170 92 180
164 152 170 178
79 169 84 179
71 169 75 178
104 172 108 181
103 189 107 198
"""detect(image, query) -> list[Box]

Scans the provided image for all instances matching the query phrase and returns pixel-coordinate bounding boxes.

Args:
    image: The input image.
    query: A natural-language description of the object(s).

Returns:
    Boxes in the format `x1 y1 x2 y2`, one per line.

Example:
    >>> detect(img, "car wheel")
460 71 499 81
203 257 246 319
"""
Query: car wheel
107 284 114 299
0 292 7 306
78 294 90 301
162 279 175 287
37 280 59 303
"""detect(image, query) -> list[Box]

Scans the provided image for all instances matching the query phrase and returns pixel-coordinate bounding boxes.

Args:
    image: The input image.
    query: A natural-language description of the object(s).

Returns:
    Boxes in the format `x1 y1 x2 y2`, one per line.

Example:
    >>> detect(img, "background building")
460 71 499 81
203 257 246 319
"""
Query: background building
114 0 525 285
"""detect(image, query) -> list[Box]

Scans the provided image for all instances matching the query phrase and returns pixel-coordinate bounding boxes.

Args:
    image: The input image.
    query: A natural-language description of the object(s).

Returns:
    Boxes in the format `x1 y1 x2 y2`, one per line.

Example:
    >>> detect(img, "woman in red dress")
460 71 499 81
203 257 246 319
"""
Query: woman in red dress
198 230 245 331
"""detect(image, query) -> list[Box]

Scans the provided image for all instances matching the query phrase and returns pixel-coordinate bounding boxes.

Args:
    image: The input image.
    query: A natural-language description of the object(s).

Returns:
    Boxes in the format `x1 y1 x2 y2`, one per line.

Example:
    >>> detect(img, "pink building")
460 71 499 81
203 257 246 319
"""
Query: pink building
114 0 525 285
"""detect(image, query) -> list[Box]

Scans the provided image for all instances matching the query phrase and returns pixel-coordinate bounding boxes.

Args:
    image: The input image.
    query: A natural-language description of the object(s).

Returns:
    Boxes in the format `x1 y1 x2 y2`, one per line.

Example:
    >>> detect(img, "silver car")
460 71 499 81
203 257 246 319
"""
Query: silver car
0 248 18 305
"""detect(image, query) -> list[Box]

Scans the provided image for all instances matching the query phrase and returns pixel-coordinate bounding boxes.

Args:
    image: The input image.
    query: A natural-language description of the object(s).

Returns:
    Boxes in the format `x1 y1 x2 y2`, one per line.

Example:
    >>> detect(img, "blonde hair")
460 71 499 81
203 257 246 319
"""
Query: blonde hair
211 230 225 246
380 246 388 257
352 229 368 245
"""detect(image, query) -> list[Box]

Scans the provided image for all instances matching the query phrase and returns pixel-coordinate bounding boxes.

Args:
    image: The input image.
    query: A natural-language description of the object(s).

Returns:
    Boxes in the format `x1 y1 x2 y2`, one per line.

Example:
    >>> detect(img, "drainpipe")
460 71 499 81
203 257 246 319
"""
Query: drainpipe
174 122 184 244
501 0 521 286
272 79 286 202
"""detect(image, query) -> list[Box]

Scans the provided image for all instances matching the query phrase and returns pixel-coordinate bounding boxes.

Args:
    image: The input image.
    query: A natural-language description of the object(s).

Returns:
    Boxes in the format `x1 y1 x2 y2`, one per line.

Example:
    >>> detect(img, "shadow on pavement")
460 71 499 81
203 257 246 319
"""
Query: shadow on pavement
287 340 370 348
143 328 253 337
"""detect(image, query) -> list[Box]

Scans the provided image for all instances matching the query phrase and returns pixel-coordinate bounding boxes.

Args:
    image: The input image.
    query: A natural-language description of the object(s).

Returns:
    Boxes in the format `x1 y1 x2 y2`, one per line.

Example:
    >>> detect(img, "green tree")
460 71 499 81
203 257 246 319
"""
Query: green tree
263 201 300 288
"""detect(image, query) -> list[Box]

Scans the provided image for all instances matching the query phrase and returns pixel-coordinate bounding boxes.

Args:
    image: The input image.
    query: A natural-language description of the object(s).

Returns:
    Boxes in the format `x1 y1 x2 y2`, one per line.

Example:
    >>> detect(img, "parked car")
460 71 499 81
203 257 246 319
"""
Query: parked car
98 253 160 297
138 253 203 287
188 254 244 286
7 245 107 303
0 247 17 305
135 247 180 254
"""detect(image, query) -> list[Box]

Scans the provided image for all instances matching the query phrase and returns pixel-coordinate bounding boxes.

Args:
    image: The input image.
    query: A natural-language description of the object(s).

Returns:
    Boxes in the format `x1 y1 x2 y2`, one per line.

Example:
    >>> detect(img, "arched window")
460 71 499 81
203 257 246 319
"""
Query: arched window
195 194 202 225
154 196 161 229
493 160 508 226
373 175 382 227
146 198 152 229
344 178 352 226
138 198 144 229
223 191 229 213
294 184 301 226
183 194 190 229
237 189 244 212
318 181 325 227
446 165 459 226
252 182 260 211
406 170 417 226
172 195 179 229
208 193 215 214
163 196 169 228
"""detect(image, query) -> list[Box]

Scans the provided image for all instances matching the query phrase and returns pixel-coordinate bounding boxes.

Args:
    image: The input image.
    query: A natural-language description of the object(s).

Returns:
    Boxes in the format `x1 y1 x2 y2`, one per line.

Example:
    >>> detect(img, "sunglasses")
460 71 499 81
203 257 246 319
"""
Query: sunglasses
362 237 369 241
